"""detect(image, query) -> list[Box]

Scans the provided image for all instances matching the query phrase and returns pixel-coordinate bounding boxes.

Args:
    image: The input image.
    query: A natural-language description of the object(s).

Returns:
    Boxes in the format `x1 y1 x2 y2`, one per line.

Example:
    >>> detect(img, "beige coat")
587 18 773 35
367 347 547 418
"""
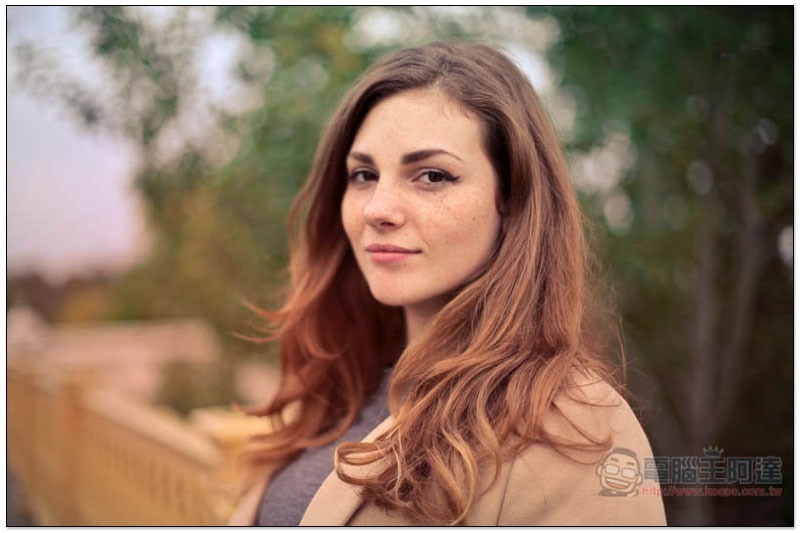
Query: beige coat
228 378 667 526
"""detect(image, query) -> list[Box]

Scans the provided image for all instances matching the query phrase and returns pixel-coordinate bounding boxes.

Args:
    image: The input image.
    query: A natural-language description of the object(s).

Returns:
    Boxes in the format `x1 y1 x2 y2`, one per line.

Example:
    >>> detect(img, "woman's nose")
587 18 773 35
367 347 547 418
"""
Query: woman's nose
362 180 405 229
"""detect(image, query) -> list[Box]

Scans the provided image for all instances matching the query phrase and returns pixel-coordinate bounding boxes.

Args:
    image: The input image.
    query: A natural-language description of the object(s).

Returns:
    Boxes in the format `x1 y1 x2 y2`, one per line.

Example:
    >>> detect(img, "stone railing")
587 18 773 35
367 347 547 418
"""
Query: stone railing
7 358 272 525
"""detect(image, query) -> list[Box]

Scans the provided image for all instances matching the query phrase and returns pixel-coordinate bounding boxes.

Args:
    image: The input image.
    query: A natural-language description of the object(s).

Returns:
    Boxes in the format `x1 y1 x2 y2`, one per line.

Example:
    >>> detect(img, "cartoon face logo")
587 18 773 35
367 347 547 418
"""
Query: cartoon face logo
595 447 643 497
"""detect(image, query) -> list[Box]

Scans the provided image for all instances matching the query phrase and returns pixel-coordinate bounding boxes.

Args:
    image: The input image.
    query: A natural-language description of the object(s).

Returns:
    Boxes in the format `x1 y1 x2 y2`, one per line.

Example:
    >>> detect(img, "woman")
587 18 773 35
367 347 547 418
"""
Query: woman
230 41 666 526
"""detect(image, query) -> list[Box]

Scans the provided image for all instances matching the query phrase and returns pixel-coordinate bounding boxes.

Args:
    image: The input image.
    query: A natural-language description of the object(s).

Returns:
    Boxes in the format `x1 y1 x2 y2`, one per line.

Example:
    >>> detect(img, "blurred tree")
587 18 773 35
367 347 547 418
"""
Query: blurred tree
13 7 381 354
55 281 113 323
155 359 239 416
537 6 792 525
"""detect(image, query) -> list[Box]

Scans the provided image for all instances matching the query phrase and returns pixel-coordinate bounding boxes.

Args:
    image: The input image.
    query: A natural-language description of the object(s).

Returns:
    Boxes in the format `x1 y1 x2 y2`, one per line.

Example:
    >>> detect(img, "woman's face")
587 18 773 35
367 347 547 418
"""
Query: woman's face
341 88 503 318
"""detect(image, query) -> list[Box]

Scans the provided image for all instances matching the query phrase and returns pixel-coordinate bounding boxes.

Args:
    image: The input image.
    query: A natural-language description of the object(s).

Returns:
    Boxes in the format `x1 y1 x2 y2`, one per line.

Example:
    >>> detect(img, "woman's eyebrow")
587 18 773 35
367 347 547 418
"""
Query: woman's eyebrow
402 148 463 164
348 151 374 165
348 149 463 165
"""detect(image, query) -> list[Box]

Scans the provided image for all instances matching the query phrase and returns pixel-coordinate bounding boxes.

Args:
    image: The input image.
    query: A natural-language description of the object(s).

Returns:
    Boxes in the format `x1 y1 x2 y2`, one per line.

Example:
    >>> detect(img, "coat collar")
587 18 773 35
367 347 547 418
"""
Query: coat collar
299 415 395 526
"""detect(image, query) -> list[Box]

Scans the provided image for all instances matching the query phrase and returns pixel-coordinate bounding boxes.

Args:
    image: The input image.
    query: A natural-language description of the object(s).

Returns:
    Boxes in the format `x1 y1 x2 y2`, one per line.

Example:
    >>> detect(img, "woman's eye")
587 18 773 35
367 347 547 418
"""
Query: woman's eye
347 169 377 183
418 169 459 185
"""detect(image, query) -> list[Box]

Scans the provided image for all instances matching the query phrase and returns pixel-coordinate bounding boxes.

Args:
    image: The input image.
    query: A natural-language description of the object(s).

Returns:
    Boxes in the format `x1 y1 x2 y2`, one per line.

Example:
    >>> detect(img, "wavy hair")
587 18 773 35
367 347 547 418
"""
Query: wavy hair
244 42 619 525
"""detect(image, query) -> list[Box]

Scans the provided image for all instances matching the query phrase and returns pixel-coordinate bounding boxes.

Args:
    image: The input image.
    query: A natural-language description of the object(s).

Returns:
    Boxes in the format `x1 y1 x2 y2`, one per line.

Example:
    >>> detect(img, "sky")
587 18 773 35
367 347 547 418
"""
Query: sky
7 6 146 283
6 7 289 284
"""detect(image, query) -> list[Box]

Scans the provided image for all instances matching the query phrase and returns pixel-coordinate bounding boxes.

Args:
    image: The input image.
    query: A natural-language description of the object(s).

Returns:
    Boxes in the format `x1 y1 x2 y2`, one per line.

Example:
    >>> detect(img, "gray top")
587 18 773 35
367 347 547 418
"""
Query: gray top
256 368 392 526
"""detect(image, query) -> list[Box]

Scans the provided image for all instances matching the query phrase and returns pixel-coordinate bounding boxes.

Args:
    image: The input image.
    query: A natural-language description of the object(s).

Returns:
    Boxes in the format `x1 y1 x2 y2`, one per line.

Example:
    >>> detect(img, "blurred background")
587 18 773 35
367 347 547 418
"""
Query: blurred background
6 6 793 526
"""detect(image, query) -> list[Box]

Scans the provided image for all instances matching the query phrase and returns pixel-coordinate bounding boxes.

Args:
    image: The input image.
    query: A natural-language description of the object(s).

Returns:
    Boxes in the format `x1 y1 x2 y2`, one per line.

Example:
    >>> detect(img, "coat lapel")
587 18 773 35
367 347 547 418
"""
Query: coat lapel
299 415 395 526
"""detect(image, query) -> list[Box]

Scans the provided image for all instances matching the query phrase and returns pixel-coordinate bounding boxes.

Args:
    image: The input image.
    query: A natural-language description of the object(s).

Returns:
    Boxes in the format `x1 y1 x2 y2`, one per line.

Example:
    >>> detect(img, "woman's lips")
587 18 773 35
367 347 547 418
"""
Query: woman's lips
365 244 420 264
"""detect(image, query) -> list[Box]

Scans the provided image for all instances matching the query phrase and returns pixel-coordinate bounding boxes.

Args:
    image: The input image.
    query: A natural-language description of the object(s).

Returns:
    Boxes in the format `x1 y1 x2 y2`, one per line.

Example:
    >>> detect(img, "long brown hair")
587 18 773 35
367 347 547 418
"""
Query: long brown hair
245 41 618 524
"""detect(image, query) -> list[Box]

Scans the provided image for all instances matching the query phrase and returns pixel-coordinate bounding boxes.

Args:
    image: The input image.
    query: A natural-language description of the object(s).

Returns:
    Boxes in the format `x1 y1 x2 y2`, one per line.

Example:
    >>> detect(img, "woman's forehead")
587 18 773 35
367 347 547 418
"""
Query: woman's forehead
349 89 485 160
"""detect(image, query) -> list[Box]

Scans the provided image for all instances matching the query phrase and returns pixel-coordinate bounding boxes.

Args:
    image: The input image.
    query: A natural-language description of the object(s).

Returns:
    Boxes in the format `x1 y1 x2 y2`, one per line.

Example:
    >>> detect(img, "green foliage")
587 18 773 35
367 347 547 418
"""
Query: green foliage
154 359 239 416
38 7 382 357
538 7 792 524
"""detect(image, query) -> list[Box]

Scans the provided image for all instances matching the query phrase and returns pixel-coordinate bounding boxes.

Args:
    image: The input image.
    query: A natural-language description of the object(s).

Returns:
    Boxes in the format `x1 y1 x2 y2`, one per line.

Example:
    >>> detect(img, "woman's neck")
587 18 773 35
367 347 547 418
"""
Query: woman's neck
403 296 449 344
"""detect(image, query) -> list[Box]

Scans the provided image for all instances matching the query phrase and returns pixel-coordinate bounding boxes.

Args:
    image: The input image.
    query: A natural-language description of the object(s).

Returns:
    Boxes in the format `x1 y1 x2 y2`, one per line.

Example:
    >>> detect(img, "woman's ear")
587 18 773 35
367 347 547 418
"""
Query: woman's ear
494 170 510 217
495 193 510 218
494 193 510 250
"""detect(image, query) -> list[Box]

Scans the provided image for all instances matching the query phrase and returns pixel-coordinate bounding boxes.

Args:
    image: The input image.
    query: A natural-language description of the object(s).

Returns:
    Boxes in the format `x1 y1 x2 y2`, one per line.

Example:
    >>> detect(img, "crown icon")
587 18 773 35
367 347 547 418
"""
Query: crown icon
702 446 725 458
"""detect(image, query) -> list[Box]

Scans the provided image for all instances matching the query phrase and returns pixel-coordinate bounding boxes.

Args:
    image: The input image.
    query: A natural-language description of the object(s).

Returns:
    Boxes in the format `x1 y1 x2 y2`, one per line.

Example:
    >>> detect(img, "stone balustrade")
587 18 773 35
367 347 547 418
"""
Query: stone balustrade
7 357 272 525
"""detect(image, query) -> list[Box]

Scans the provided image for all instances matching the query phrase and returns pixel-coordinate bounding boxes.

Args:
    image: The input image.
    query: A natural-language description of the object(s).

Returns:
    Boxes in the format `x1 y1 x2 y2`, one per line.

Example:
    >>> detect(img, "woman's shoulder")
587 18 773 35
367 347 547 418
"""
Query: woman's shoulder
547 371 640 445
469 374 667 526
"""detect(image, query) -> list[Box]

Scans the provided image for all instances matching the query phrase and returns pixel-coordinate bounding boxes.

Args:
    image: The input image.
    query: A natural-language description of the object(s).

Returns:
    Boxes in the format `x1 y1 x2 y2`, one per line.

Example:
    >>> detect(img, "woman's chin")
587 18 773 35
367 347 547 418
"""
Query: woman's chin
370 294 411 308
367 287 416 308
